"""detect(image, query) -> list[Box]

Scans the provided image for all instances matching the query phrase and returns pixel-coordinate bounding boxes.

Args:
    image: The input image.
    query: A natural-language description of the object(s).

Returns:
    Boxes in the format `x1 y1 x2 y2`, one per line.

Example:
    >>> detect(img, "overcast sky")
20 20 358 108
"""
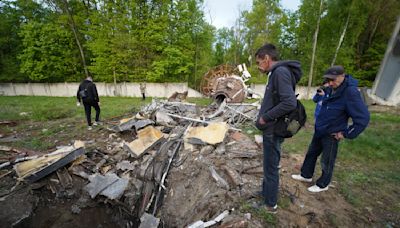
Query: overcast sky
203 0 301 29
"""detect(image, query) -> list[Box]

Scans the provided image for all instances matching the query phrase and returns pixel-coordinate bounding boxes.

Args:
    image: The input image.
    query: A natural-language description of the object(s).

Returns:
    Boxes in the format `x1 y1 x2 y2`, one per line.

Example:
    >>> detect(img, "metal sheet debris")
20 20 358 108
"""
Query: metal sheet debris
112 118 154 132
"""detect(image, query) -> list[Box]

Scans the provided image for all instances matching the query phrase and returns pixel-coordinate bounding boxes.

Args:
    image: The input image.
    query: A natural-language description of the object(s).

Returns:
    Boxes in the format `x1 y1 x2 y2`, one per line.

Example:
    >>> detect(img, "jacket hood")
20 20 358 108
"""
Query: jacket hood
329 75 358 98
270 60 302 83
344 75 358 87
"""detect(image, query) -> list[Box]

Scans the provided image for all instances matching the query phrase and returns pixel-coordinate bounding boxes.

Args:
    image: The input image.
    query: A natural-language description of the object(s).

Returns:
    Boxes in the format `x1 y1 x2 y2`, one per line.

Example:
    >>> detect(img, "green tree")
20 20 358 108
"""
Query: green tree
18 21 81 82
0 0 50 82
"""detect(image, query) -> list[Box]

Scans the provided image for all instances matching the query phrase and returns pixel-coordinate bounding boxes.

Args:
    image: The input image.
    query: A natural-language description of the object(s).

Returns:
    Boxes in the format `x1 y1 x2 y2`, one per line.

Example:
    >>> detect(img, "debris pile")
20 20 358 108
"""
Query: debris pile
0 98 263 227
0 98 376 227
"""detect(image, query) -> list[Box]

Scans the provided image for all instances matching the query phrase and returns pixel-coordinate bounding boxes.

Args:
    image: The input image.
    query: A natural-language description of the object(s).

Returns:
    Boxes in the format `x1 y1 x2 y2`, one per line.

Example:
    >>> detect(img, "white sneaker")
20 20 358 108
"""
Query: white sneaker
93 122 99 126
88 126 92 130
291 174 312 183
308 185 329 193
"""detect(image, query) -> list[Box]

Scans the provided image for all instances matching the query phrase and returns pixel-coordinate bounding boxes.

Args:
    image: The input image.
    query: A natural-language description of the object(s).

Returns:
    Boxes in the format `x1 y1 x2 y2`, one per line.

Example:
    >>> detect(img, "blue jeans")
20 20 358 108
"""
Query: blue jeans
262 133 284 207
301 134 339 188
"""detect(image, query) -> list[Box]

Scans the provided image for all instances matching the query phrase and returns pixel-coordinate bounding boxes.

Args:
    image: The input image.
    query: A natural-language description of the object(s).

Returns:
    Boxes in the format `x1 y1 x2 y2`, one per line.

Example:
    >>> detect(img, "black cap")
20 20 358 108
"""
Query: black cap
323 65 344 79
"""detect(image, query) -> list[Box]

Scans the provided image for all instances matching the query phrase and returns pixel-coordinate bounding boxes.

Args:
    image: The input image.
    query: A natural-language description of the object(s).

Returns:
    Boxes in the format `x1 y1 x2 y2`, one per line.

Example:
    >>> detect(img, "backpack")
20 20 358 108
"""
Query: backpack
272 68 307 138
79 83 89 99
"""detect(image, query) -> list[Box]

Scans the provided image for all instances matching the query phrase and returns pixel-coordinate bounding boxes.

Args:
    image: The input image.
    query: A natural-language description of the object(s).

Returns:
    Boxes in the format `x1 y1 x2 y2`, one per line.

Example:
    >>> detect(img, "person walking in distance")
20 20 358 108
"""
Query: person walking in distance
140 82 146 100
77 75 101 130
254 43 303 213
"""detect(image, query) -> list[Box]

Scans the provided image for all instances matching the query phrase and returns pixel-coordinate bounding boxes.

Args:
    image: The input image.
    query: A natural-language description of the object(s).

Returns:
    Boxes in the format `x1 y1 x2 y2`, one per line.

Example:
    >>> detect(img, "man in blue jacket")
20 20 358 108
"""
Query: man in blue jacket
292 66 370 192
254 43 302 213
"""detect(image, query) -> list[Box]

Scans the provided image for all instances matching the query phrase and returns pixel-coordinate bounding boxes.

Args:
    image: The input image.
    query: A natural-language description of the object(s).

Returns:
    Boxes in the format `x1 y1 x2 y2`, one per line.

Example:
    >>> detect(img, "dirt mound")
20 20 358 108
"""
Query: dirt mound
158 131 370 227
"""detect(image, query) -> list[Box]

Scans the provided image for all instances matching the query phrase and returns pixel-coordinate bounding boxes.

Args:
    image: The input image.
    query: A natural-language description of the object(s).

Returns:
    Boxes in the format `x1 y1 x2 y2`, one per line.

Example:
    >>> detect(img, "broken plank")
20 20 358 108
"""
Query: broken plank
15 147 85 183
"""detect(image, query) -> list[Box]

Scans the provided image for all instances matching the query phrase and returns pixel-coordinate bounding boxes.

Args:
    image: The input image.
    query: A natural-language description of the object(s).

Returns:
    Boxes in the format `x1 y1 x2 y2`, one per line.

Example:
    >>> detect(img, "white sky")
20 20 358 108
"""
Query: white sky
203 0 301 29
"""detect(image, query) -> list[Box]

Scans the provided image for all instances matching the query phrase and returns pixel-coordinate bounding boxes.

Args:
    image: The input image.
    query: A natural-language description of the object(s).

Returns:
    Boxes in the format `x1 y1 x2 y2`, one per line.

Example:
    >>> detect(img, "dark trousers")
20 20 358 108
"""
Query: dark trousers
83 102 100 126
262 133 284 207
301 134 339 188
142 93 145 100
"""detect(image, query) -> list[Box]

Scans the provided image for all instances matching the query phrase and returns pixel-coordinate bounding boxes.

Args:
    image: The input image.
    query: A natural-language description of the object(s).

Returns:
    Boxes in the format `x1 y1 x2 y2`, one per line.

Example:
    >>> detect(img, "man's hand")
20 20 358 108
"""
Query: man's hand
76 102 81 107
332 132 344 141
98 102 101 106
258 117 266 125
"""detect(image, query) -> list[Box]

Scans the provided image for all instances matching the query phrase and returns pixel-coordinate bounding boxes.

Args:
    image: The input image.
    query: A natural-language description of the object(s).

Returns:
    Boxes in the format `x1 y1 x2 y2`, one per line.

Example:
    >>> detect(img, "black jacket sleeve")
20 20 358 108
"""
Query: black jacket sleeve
92 83 99 102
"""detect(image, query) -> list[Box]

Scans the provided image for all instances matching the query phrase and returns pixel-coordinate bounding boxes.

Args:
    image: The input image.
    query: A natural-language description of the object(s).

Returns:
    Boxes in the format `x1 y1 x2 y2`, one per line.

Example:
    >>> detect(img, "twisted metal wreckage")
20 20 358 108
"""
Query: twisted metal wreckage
1 64 267 227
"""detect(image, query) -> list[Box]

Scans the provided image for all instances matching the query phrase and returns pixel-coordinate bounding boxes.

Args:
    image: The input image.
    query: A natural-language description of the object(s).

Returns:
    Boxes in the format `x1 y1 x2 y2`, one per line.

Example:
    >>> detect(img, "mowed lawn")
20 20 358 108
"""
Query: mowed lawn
0 96 399 225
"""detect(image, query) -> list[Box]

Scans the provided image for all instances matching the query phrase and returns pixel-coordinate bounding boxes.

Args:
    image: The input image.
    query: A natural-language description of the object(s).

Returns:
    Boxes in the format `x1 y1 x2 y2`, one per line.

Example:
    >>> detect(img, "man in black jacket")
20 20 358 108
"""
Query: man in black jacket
254 43 302 213
77 76 101 129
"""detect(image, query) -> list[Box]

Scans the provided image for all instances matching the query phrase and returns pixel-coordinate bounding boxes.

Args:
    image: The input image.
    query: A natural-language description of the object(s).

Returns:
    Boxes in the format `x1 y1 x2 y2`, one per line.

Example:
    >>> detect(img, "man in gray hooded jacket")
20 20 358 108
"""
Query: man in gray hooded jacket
254 43 302 213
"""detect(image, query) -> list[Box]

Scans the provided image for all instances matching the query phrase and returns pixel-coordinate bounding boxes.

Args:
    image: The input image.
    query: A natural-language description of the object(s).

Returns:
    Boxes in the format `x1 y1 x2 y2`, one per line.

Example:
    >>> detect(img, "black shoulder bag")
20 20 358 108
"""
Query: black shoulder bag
272 69 307 138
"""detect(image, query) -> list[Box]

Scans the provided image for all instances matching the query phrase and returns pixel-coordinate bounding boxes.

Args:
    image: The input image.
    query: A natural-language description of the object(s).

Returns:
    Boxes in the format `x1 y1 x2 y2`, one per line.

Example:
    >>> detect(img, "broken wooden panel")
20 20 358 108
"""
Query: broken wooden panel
184 122 228 145
14 147 85 183
56 168 73 189
123 126 164 158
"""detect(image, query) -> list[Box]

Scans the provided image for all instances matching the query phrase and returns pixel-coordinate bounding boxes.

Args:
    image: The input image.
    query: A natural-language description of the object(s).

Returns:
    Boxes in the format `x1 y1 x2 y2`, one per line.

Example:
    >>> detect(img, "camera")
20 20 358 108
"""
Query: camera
317 86 327 93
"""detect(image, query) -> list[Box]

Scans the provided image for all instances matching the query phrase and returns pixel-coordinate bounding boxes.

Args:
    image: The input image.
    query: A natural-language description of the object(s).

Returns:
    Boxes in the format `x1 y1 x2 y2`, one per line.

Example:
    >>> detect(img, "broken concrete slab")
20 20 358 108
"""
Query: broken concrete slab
184 122 228 145
123 126 164 158
85 173 129 199
139 213 160 228
85 173 118 198
100 176 129 200
155 111 176 126
188 210 231 228
116 160 135 171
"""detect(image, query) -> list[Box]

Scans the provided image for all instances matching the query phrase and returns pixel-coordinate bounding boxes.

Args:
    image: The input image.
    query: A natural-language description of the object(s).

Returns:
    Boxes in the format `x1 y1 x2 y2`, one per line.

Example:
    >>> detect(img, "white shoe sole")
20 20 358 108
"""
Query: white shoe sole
291 174 312 183
308 185 329 193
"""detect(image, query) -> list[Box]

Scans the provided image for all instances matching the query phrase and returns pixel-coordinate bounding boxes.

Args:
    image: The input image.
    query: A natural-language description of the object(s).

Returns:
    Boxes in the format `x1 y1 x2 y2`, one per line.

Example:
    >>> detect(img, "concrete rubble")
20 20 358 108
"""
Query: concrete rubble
0 98 268 227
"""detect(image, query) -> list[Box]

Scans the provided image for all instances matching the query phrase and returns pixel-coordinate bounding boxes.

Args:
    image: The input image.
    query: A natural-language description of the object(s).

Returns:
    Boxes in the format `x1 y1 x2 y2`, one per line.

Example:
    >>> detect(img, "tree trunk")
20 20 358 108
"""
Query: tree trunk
331 13 350 66
62 0 89 78
306 0 323 98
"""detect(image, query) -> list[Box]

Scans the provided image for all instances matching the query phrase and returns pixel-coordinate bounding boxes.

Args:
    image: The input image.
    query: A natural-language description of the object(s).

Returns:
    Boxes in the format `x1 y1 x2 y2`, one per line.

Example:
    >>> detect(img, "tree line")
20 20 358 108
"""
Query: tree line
1 0 399 88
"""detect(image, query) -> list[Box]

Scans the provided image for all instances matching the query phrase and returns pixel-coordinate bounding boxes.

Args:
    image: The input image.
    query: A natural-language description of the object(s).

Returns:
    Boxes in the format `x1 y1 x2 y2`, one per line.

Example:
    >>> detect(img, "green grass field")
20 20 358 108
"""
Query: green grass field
0 96 399 224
